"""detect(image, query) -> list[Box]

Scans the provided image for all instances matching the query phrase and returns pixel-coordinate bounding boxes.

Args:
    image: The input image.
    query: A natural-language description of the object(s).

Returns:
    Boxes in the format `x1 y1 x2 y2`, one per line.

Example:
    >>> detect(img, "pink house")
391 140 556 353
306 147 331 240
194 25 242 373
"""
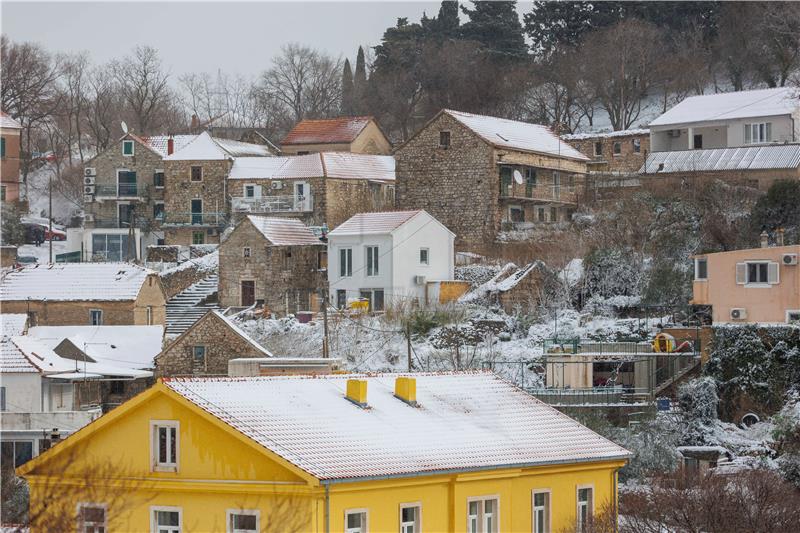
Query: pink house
692 239 800 324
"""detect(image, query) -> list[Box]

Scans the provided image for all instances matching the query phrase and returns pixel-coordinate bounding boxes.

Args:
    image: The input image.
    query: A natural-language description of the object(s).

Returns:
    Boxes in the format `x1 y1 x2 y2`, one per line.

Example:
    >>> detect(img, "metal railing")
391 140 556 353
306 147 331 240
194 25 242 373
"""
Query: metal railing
90 216 150 229
543 337 701 356
500 184 579 204
162 212 227 226
231 194 313 213
95 183 146 198
527 387 652 407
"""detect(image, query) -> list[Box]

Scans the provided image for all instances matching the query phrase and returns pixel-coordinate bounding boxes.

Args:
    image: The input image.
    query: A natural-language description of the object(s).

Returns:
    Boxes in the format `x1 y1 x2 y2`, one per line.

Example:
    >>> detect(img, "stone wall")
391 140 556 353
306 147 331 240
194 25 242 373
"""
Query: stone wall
155 311 269 376
395 113 496 249
146 245 180 263
228 177 326 227
565 133 650 173
2 300 138 326
325 178 394 229
74 377 155 413
218 219 326 313
163 159 231 245
0 246 17 267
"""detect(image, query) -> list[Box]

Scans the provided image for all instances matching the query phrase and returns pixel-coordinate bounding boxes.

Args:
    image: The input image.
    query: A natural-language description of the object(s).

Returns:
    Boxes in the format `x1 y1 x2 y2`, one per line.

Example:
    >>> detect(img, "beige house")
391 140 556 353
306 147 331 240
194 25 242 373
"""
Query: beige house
280 116 392 155
692 240 800 324
0 263 166 326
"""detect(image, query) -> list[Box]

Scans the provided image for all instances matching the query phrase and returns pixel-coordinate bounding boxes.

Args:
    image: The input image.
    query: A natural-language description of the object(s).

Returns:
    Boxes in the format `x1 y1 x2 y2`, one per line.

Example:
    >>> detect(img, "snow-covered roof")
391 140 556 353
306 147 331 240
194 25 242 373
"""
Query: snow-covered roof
640 144 800 174
327 210 423 237
138 135 197 158
245 216 324 246
10 336 151 379
649 87 800 127
562 129 650 141
27 325 164 370
0 110 22 130
2 314 28 337
213 137 274 157
163 372 630 481
0 263 153 302
228 152 395 182
282 116 374 145
444 110 589 161
165 131 229 161
1 320 37 373
211 311 273 357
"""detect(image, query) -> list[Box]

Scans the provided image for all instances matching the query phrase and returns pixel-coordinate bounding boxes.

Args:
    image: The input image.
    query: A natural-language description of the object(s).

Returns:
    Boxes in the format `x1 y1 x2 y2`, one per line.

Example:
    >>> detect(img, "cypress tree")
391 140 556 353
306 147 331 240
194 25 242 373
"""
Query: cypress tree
354 46 368 114
341 58 354 115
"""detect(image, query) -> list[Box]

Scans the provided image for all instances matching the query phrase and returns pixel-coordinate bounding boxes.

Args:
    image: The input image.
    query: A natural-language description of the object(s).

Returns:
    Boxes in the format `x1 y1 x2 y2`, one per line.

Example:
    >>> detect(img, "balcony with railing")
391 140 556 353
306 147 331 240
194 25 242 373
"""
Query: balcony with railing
90 215 150 229
94 183 147 199
231 194 313 214
162 212 227 227
499 182 579 204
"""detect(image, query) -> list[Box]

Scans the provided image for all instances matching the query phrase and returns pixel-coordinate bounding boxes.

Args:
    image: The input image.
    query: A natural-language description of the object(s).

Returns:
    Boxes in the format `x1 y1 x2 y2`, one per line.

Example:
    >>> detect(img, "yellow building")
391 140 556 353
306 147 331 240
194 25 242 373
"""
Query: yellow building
18 372 629 533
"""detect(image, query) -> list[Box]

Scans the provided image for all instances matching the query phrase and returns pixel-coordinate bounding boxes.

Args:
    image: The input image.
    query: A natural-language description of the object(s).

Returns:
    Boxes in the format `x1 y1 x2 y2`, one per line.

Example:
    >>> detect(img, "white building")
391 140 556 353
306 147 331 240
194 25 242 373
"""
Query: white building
327 210 455 310
649 87 800 152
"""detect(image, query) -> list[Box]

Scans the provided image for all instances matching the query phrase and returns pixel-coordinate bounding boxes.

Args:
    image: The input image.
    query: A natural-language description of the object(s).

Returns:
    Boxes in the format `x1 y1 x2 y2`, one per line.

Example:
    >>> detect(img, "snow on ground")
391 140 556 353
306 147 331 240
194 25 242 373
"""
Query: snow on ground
25 156 90 224
16 241 72 263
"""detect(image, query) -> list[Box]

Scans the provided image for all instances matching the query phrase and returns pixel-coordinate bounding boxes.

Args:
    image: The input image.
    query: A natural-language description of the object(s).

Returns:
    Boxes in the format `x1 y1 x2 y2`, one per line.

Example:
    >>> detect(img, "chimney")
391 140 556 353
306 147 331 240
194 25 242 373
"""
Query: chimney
346 379 368 408
777 228 785 247
191 114 200 131
167 135 174 155
760 231 770 248
394 377 417 407
50 428 61 444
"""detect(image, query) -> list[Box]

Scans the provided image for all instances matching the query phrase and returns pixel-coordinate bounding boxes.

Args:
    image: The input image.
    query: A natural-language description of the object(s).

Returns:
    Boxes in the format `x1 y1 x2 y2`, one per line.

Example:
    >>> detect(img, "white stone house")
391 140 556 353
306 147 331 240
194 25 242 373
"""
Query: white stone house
326 210 455 310
649 87 800 152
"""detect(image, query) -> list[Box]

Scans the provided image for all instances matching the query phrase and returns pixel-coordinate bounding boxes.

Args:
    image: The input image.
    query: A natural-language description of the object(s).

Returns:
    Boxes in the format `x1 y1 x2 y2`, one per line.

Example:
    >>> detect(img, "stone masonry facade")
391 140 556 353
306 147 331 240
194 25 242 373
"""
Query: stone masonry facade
218 218 326 314
564 132 650 174
155 311 269 376
163 159 232 245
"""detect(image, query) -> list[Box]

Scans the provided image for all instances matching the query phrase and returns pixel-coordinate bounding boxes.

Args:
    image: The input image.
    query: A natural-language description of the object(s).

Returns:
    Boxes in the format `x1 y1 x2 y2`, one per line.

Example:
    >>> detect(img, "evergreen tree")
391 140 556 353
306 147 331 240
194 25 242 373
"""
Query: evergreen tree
341 58 354 115
425 1 460 40
750 180 800 244
353 46 368 114
460 1 527 59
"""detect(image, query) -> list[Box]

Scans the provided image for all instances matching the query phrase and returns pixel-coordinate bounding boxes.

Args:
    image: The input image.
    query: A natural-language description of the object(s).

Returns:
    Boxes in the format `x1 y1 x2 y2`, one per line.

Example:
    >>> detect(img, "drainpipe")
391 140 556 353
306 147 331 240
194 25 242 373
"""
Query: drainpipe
324 482 330 533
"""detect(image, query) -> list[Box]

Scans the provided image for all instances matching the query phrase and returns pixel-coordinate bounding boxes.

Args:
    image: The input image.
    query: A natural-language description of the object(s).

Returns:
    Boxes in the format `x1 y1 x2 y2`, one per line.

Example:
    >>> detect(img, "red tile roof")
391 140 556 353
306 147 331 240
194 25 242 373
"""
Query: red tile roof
282 116 374 146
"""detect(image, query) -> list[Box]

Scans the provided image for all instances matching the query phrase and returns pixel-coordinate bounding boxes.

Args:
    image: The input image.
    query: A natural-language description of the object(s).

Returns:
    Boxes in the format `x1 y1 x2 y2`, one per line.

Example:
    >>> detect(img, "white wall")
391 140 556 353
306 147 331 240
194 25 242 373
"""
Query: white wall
328 234 394 304
651 114 797 152
1 373 42 413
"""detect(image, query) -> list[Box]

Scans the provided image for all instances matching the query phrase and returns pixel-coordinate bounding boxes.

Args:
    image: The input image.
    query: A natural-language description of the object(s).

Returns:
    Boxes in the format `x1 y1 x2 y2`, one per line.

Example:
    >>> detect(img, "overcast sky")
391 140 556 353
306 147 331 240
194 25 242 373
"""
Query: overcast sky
2 1 459 77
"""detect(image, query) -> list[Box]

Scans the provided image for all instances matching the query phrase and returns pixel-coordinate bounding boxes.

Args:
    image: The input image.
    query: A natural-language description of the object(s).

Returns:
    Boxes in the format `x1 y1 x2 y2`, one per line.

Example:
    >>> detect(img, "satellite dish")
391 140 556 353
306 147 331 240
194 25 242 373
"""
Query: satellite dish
121 121 129 134
513 169 524 185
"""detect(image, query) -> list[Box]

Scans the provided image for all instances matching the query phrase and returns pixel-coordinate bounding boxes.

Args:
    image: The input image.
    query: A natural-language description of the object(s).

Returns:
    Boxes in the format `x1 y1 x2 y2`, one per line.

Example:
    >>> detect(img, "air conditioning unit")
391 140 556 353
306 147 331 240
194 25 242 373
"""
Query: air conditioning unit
83 194 94 203
84 213 94 222
782 253 798 266
730 308 748 320
413 275 427 286
84 167 96 177
271 182 284 190
84 176 95 185
84 185 95 195
668 129 681 138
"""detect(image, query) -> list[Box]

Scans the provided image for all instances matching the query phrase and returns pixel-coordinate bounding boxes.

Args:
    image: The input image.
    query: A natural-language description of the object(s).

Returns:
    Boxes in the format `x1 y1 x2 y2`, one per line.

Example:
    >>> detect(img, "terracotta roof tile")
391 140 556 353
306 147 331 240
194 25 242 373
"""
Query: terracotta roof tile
282 116 373 145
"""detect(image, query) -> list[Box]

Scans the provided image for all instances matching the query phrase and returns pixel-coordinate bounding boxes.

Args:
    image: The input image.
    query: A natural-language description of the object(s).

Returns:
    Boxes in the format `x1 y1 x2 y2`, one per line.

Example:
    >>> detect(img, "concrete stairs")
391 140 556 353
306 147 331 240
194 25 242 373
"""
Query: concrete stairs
166 274 219 337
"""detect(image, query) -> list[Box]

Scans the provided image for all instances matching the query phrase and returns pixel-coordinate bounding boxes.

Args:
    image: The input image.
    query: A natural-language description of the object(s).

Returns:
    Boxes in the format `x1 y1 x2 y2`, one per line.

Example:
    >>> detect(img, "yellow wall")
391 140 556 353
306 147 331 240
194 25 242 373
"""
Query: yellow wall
22 383 624 532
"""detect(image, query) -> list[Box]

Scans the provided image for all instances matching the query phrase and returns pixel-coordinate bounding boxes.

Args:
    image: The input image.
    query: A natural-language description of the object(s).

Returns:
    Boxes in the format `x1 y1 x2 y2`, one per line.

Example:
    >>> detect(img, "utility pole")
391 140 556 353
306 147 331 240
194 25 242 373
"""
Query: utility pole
322 291 329 358
406 321 412 371
48 174 53 264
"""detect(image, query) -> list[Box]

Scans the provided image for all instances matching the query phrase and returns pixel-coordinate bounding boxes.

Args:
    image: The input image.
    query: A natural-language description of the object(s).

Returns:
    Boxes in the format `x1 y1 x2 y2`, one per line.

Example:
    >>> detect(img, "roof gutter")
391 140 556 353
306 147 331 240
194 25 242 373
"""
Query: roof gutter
317 452 632 485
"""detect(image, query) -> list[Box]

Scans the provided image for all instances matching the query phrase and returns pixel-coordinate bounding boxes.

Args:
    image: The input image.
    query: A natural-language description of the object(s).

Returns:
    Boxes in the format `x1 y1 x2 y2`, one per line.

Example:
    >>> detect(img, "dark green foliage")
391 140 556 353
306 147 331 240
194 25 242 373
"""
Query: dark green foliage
353 46 367 114
460 1 528 59
705 325 800 418
1 202 26 245
582 247 642 300
341 59 354 115
750 180 800 245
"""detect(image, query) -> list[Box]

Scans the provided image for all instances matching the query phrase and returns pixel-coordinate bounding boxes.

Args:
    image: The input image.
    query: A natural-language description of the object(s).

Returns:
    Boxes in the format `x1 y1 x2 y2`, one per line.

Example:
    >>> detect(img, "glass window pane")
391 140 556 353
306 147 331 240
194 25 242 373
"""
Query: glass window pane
156 510 179 526
170 427 177 463
158 427 167 463
469 501 479 515
14 441 33 466
233 514 257 530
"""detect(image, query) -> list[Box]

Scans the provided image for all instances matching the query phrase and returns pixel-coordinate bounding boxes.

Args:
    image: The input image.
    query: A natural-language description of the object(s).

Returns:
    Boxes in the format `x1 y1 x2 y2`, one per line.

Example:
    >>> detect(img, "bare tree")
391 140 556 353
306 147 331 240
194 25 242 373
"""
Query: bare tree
84 63 124 152
256 43 342 122
111 45 174 134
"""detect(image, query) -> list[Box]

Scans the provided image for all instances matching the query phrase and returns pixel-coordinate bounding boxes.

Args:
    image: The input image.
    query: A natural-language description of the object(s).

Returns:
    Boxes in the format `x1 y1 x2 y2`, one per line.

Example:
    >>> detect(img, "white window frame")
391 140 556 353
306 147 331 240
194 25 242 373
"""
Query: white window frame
340 247 353 278
345 508 369 533
76 502 107 533
787 310 800 324
399 502 421 533
154 168 165 189
532 490 551 533
122 139 134 157
243 247 252 258
467 495 499 533
366 245 379 276
745 122 772 144
739 260 778 287
151 505 182 533
89 308 103 326
576 485 594 533
419 247 430 266
226 509 260 533
150 420 179 472
244 184 256 198
694 257 708 281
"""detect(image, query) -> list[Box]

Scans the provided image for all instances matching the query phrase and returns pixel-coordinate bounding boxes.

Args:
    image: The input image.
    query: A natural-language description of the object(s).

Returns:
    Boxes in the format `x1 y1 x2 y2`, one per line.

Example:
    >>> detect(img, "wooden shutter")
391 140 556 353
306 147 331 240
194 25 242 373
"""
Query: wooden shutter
768 262 779 284
735 263 747 284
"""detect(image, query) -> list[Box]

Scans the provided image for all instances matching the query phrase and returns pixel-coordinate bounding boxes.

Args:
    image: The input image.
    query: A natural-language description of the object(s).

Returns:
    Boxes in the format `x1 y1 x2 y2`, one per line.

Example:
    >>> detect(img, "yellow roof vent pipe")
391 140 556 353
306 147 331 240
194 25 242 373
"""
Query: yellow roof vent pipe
394 376 418 407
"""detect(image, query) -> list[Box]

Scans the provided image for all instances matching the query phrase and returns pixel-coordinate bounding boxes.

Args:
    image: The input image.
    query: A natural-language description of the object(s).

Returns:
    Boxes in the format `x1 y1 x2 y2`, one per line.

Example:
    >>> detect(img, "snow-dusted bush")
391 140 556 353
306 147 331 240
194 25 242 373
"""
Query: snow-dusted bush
582 247 644 303
617 415 681 481
678 377 720 446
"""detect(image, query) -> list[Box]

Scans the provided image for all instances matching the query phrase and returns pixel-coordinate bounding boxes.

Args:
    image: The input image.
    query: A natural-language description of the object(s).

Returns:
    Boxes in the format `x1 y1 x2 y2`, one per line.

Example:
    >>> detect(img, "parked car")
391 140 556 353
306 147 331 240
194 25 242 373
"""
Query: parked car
16 256 38 266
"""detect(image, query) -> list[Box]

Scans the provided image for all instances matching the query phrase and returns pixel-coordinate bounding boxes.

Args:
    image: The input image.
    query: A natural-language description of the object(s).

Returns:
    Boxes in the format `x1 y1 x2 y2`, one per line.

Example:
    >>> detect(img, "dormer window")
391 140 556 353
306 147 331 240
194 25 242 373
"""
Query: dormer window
439 131 451 149
122 140 134 156
151 420 179 472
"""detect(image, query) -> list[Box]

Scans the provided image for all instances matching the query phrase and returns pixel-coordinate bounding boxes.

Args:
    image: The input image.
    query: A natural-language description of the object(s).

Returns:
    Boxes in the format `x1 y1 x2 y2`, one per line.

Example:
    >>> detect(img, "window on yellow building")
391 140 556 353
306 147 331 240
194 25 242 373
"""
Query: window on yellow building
227 509 259 533
152 506 181 533
345 509 368 533
532 491 550 533
77 503 106 533
400 503 420 533
467 497 498 533
577 487 593 532
151 421 179 472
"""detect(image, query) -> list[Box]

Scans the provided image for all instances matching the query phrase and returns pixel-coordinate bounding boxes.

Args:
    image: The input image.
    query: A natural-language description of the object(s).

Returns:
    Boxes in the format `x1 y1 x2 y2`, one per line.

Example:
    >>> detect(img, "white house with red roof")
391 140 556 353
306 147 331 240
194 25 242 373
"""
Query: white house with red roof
327 210 455 310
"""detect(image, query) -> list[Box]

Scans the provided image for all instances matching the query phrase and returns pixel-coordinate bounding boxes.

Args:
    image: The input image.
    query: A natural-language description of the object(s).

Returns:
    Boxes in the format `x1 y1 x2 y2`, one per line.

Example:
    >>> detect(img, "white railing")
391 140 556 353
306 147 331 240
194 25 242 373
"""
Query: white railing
231 194 313 213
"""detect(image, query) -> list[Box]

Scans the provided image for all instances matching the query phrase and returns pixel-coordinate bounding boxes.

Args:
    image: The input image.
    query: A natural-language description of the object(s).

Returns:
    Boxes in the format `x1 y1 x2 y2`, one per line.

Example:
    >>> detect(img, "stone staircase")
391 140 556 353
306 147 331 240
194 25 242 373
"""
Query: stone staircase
166 274 219 337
